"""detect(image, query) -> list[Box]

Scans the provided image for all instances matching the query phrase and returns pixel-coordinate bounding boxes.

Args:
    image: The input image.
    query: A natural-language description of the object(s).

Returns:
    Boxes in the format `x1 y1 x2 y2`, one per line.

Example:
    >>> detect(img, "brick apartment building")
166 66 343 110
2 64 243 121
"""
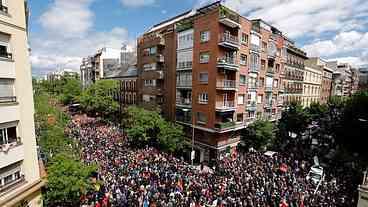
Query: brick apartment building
136 2 303 162
282 42 307 105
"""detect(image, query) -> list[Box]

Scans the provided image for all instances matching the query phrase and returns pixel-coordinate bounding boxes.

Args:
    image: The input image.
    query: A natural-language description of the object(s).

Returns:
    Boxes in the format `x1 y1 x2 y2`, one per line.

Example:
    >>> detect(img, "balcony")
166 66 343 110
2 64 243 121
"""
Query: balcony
264 100 273 108
267 67 275 75
265 86 273 92
177 61 193 71
217 57 239 71
176 115 192 125
247 101 257 111
214 121 236 132
249 63 260 73
176 98 192 108
0 174 26 194
0 143 24 169
250 44 260 53
176 81 192 89
218 33 240 50
0 96 16 104
216 80 237 90
216 101 236 112
248 83 258 91
245 117 256 123
219 6 240 28
156 54 164 62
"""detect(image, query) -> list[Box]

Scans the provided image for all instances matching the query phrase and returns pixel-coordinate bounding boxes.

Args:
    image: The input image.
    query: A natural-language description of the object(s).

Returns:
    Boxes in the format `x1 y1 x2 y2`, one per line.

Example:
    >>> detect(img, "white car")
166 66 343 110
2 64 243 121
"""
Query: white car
307 165 324 186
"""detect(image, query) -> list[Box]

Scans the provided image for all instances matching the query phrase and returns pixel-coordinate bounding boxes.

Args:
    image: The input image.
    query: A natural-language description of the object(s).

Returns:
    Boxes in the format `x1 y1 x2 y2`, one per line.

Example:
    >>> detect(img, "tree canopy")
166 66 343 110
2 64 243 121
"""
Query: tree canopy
44 153 97 207
79 80 119 118
242 119 276 150
124 106 185 152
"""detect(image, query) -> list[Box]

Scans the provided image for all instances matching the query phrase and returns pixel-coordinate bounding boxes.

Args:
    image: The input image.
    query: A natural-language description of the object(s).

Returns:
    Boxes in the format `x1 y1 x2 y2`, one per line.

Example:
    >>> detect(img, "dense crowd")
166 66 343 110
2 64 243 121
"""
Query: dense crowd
66 115 357 207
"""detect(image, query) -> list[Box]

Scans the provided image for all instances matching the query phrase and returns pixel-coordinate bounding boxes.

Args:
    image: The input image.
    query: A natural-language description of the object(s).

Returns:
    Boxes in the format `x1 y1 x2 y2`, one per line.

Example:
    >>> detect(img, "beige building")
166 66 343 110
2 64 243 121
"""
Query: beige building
302 63 322 107
0 0 43 206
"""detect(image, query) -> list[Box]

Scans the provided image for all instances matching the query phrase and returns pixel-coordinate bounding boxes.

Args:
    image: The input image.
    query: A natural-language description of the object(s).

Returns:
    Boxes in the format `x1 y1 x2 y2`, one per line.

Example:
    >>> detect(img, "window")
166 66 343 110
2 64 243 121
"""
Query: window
250 53 260 71
257 94 263 104
237 113 244 122
177 50 193 69
240 54 247 65
198 92 208 104
250 34 260 46
0 78 14 101
143 46 157 56
0 33 11 59
276 64 280 73
273 79 279 88
144 79 156 87
259 77 264 87
197 112 207 124
262 41 267 51
240 75 246 85
199 52 210 63
238 94 245 105
143 63 156 71
177 29 194 50
241 33 248 44
199 72 208 83
0 126 17 145
200 31 210 42
261 59 266 70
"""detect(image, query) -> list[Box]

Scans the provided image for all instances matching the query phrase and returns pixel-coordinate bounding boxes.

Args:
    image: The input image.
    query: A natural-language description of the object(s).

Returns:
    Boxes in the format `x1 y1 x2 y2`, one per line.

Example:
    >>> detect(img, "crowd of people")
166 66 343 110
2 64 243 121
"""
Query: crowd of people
66 115 357 207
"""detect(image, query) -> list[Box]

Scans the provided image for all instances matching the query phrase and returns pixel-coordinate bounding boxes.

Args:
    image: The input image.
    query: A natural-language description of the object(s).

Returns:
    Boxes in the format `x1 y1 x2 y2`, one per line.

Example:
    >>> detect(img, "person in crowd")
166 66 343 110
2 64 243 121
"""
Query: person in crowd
67 115 357 207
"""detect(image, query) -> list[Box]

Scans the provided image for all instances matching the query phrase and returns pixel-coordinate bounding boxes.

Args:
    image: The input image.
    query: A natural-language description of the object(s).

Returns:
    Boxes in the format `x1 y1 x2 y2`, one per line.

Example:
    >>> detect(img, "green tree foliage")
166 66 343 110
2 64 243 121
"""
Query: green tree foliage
336 91 368 163
308 102 328 122
79 80 119 118
279 102 311 138
158 121 185 152
59 78 82 105
44 153 96 207
124 106 185 152
242 119 276 150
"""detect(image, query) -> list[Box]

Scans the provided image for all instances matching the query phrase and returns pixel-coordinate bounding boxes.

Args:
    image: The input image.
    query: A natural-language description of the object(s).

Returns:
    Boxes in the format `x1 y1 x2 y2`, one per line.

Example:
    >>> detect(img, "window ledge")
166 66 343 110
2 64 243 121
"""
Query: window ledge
0 10 11 18
0 102 19 107
0 57 14 62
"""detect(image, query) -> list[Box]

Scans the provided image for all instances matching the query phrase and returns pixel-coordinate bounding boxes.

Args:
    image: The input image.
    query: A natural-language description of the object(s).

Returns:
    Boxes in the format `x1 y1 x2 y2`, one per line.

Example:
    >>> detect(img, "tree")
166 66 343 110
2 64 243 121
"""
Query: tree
308 102 328 122
79 80 119 118
242 119 276 150
278 102 311 138
158 121 185 152
44 153 97 207
124 106 162 144
124 106 185 152
336 90 368 164
59 78 82 105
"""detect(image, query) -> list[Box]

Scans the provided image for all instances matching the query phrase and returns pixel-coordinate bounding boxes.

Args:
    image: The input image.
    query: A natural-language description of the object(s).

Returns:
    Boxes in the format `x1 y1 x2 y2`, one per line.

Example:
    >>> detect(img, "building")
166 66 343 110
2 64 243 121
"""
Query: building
104 65 138 106
282 41 307 105
46 68 79 81
136 2 289 162
0 0 44 206
80 47 122 89
359 66 368 90
325 61 360 98
306 57 333 104
302 60 322 107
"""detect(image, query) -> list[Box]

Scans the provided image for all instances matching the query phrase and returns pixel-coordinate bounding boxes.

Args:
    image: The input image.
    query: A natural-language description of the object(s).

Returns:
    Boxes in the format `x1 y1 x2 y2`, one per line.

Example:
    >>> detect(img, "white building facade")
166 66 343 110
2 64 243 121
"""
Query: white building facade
0 0 43 206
